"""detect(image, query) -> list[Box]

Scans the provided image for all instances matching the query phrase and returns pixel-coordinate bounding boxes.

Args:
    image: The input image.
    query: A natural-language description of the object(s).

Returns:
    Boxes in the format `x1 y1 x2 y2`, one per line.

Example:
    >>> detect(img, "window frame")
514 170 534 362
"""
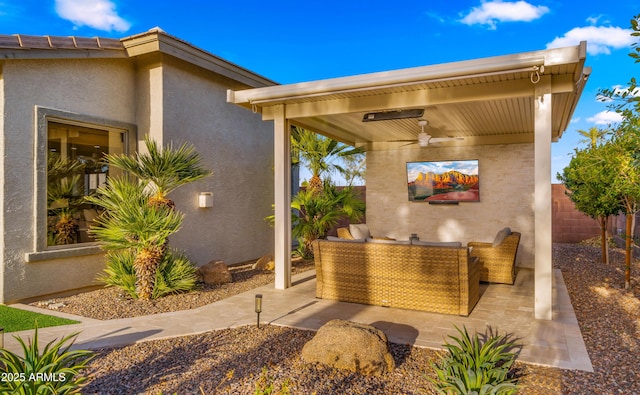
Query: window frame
26 106 137 262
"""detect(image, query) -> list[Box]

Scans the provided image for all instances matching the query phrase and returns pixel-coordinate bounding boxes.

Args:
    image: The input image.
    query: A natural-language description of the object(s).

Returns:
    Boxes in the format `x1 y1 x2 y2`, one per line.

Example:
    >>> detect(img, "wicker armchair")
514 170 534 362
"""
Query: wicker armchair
468 229 521 285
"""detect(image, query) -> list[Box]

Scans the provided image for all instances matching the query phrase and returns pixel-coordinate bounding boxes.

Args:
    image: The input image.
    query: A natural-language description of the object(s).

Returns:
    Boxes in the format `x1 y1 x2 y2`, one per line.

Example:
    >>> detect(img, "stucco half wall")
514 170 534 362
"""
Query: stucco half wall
366 143 534 267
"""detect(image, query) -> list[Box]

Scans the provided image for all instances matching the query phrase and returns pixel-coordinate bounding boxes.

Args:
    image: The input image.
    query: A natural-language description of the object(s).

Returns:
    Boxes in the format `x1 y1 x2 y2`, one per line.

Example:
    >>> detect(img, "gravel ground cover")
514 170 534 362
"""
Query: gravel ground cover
32 244 640 394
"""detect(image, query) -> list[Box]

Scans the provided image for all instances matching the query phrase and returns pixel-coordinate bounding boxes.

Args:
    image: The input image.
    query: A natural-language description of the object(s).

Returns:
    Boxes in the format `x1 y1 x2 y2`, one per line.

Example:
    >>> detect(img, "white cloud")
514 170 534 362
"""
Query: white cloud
587 110 624 125
460 1 549 29
547 26 633 55
55 0 131 32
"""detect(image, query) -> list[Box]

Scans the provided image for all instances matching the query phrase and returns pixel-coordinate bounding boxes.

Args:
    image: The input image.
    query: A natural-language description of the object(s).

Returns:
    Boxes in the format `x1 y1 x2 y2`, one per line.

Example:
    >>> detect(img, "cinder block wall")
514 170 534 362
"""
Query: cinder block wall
552 184 601 243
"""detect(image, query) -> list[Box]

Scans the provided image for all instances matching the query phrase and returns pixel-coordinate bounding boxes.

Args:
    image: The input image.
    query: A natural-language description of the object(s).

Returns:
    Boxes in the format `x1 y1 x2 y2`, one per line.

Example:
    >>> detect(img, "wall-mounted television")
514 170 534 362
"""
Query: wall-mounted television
406 160 479 202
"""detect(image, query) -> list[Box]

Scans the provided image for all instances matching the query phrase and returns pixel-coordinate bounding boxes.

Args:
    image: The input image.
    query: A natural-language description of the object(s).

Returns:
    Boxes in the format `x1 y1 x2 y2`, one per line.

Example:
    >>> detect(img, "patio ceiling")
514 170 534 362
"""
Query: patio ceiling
228 42 589 150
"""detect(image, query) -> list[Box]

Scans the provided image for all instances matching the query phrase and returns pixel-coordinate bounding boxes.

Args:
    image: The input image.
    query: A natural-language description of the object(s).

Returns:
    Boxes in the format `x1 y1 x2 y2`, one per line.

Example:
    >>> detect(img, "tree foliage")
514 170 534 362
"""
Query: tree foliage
558 142 622 254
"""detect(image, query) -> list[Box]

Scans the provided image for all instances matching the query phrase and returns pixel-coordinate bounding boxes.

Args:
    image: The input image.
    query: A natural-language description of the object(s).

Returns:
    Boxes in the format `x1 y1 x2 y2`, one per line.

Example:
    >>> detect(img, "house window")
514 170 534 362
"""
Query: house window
46 121 126 246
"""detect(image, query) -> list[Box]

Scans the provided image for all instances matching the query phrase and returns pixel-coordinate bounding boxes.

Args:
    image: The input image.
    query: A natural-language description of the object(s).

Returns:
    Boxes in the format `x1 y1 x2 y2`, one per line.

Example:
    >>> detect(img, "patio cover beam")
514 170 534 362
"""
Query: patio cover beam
261 74 576 121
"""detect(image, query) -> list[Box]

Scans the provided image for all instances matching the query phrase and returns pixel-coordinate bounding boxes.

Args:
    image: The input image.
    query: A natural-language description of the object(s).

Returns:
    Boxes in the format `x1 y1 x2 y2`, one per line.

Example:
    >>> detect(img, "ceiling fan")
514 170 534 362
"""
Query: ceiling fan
410 119 463 147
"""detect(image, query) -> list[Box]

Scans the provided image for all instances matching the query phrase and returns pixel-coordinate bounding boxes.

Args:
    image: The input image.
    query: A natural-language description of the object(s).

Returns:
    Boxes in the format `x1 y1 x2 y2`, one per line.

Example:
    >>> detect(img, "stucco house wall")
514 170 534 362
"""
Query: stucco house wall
366 143 534 268
151 56 275 265
0 31 275 303
0 58 137 303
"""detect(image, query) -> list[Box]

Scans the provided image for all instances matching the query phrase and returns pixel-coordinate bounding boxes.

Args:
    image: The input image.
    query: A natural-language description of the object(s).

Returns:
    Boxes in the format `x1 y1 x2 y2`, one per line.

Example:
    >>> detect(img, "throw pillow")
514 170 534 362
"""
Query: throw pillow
349 223 371 239
492 227 512 247
337 227 354 239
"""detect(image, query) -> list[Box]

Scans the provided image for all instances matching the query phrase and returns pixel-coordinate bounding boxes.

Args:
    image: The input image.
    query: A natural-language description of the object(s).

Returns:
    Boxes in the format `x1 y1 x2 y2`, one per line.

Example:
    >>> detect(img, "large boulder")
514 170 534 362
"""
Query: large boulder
196 260 232 285
301 319 395 376
252 254 274 271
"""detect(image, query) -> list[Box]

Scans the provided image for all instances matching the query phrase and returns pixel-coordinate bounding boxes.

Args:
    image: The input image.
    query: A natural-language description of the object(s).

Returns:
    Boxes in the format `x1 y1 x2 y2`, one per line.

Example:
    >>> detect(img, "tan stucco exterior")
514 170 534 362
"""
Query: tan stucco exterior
0 30 276 303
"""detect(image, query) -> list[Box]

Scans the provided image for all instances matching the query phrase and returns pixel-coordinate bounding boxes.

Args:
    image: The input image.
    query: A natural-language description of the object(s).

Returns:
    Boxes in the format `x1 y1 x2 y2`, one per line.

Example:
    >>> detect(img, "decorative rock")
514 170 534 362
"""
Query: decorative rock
252 254 275 271
301 319 395 376
196 260 232 285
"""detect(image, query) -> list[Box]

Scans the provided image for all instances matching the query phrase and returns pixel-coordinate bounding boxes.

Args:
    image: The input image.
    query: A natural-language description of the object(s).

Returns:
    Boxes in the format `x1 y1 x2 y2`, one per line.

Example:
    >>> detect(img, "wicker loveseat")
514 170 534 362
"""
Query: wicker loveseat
312 239 480 316
468 228 521 284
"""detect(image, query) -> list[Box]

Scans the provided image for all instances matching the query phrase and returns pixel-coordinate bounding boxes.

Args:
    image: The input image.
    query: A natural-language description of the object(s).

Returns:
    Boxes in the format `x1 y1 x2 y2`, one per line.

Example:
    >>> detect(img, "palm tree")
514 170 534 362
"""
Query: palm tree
106 136 211 209
86 178 184 299
292 182 365 257
89 136 210 299
577 126 608 148
291 126 362 193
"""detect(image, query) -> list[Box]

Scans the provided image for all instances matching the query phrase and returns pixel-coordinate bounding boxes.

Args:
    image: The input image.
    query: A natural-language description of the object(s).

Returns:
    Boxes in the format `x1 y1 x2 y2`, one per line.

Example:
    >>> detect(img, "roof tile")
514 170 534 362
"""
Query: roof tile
0 33 124 51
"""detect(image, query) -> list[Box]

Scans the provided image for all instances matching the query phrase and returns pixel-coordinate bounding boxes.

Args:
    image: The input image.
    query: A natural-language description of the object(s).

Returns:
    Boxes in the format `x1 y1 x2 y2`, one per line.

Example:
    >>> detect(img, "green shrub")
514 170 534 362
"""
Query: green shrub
98 248 198 299
254 366 290 395
430 325 519 395
0 328 94 394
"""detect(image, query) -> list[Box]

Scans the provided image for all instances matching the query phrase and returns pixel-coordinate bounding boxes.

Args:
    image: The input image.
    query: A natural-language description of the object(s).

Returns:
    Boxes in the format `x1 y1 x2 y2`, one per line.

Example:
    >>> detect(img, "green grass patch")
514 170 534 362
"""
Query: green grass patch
0 305 79 333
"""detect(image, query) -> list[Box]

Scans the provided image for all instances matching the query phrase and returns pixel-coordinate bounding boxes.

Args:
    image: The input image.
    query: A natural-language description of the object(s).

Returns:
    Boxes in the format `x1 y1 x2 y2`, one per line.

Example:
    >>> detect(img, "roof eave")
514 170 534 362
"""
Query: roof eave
228 43 586 107
122 29 277 88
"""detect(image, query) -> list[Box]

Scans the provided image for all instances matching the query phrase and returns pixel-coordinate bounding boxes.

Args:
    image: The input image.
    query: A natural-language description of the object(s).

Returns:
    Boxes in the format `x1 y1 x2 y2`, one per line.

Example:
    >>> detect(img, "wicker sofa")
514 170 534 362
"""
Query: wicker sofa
312 239 480 316
468 228 521 284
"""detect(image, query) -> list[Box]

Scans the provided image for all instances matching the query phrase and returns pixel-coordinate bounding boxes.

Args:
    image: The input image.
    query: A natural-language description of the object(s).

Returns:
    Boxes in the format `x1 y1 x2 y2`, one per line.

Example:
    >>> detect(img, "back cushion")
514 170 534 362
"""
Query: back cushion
349 223 371 239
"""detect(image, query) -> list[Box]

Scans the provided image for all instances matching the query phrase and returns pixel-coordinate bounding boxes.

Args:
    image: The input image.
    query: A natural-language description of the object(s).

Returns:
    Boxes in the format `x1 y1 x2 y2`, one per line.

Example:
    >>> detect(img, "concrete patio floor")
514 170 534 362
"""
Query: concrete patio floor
4 267 592 372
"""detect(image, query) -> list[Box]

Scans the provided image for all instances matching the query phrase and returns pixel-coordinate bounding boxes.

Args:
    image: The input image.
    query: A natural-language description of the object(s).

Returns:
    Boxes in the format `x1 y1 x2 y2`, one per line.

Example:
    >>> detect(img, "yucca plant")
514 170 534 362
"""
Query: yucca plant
430 325 519 395
0 328 94 394
98 248 198 299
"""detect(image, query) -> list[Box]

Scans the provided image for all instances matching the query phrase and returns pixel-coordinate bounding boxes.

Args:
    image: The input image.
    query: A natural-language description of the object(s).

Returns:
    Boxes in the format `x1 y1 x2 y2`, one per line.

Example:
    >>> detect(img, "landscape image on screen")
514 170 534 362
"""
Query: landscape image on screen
406 160 479 202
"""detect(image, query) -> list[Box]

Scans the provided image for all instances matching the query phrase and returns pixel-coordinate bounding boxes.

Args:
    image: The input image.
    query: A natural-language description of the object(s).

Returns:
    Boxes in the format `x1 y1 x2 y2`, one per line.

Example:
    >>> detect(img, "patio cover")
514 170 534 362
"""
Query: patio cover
228 42 589 320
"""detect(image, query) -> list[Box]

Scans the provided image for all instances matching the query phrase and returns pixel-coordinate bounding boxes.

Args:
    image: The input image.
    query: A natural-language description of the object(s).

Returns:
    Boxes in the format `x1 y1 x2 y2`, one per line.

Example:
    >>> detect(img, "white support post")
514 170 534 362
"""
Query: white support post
534 81 553 320
273 104 292 289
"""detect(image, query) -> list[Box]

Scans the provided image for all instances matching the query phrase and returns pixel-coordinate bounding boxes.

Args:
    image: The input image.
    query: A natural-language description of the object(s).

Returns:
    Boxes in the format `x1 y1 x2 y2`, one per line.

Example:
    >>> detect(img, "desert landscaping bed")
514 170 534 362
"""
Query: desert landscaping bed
32 245 640 394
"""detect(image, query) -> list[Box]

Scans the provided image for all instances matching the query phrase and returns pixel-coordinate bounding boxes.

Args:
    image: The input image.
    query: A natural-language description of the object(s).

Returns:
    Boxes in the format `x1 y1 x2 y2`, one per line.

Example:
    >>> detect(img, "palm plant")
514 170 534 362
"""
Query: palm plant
292 182 364 257
86 177 185 299
105 136 211 209
47 154 85 245
88 136 210 299
291 126 362 194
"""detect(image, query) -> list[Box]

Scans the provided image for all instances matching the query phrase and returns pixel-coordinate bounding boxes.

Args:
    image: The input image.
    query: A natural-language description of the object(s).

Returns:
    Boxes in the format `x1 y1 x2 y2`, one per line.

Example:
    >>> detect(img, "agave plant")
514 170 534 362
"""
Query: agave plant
0 328 94 394
430 325 519 395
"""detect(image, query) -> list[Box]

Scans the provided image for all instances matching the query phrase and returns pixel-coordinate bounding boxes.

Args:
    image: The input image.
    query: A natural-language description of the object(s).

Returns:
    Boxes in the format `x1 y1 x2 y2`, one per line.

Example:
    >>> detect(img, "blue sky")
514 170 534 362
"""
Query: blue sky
1 0 638 183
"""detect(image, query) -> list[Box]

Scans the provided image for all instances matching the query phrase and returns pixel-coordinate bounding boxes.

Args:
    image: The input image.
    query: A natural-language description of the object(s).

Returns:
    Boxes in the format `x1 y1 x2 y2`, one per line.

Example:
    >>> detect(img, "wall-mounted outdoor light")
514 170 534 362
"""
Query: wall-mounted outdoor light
198 192 213 208
255 294 263 328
